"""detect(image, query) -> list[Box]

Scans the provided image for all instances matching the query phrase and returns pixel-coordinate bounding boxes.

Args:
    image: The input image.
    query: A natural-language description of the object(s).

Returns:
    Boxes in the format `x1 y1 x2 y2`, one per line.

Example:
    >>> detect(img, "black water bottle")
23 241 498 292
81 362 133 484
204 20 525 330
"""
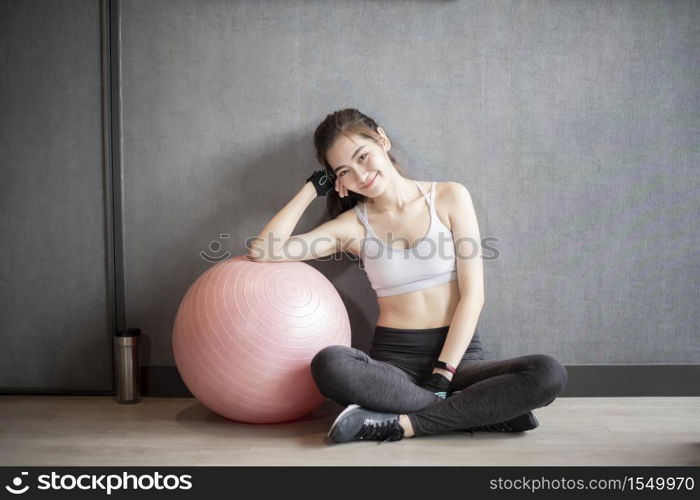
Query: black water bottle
114 328 141 404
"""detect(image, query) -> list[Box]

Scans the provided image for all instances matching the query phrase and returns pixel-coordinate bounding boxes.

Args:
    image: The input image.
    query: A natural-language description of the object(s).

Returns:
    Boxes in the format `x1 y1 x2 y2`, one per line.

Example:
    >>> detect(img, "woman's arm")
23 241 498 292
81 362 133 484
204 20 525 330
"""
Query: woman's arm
246 182 318 261
246 181 353 262
433 182 486 379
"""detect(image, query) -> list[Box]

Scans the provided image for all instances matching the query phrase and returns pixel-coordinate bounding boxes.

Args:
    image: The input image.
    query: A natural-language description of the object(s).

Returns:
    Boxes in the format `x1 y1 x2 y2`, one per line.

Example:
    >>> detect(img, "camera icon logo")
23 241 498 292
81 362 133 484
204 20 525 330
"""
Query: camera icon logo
5 472 29 494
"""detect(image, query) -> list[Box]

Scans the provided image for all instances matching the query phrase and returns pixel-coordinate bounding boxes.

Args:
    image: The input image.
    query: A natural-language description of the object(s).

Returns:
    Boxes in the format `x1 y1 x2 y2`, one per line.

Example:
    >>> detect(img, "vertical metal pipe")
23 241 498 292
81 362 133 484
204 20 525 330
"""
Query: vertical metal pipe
101 0 127 394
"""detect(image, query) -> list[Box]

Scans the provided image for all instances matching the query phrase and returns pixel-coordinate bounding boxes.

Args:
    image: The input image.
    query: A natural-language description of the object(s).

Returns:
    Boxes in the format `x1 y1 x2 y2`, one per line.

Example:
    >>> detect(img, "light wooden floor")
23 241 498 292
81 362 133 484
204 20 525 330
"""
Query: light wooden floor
1 396 699 466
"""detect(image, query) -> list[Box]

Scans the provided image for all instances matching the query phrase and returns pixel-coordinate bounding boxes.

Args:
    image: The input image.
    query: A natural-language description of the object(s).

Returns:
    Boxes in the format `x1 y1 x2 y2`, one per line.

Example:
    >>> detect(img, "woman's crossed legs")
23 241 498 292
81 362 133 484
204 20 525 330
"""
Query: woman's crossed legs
310 345 568 437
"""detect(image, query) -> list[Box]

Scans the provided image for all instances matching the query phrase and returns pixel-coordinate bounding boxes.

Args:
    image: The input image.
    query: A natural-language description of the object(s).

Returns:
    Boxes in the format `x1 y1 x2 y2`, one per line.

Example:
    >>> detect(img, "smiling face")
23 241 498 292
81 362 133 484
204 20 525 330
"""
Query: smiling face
325 128 393 196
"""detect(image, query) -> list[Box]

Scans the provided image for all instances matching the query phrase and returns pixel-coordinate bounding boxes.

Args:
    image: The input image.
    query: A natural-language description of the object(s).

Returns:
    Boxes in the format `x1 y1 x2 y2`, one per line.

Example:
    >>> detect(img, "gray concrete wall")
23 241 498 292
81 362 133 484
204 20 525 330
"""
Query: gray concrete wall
0 0 111 390
121 0 699 364
2 0 697 393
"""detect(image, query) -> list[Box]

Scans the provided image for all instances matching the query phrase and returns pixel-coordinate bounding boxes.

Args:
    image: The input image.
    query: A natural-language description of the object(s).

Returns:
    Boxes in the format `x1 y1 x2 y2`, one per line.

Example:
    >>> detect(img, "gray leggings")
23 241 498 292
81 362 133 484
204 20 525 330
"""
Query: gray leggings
310 325 568 437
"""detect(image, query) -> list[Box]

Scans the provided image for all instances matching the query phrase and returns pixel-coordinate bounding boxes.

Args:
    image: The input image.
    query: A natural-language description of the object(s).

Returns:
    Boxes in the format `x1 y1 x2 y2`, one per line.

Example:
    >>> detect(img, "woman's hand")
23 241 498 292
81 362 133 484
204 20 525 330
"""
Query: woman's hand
335 175 348 198
305 169 336 197
420 372 453 399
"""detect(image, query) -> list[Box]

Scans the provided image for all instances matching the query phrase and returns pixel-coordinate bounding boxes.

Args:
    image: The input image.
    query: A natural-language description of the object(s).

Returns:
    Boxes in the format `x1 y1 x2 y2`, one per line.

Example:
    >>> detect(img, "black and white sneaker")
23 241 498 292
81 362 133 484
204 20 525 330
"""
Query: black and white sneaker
326 404 405 444
462 411 539 436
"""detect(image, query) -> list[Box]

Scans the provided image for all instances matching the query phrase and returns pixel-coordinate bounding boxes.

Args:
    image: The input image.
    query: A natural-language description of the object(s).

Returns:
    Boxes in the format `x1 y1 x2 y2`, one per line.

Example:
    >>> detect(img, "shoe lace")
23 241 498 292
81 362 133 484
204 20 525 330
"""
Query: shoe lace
353 418 404 445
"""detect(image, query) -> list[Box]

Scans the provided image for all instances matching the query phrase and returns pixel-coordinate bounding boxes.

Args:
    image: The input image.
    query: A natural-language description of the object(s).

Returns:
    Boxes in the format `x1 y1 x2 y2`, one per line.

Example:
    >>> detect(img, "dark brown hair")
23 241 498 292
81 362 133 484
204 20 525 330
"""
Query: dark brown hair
313 108 406 219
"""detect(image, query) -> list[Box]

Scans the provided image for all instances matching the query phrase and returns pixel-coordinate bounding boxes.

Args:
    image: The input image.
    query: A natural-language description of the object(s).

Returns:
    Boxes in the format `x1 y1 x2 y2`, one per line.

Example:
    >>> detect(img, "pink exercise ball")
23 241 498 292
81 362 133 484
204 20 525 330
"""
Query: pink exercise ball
172 255 351 424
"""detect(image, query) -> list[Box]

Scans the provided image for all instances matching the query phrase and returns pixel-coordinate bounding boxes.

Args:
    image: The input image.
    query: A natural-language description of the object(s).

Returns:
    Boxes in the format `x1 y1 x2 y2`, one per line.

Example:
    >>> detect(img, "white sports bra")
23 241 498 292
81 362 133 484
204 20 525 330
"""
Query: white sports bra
353 180 458 297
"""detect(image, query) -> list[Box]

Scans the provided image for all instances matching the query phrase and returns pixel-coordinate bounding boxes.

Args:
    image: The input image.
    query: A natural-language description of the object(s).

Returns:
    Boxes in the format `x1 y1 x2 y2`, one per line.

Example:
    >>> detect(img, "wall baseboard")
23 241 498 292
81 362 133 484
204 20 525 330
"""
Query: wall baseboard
3 364 699 397
141 364 700 398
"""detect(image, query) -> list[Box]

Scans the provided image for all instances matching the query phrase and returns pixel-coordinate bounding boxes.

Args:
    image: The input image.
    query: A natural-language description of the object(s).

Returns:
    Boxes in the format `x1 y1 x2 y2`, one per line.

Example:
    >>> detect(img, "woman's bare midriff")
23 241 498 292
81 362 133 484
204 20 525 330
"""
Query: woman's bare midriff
343 235 462 327
376 279 461 329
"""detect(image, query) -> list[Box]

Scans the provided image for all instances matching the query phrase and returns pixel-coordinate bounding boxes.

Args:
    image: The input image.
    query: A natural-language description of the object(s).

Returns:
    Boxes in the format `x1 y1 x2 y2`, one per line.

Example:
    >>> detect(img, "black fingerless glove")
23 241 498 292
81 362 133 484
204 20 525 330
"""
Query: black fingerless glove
421 372 452 399
306 168 336 197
